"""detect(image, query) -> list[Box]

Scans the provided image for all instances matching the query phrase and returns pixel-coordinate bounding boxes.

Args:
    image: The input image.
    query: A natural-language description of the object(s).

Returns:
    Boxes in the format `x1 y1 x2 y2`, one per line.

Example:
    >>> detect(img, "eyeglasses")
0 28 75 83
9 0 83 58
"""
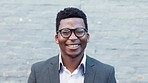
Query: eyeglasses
57 28 88 38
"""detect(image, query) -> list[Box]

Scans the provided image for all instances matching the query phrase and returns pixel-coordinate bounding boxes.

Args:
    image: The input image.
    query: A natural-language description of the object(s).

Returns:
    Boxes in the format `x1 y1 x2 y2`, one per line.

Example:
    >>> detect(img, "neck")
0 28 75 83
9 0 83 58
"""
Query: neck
61 54 84 73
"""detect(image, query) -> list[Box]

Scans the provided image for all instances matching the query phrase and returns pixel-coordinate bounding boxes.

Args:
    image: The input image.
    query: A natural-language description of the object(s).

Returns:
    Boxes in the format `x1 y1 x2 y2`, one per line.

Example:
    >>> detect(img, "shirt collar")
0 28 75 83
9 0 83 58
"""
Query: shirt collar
58 53 86 74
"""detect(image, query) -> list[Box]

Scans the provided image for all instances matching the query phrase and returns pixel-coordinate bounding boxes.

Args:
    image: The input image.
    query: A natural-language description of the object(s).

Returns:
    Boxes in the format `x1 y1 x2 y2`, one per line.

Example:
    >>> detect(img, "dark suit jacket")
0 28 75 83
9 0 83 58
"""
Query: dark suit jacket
28 55 116 83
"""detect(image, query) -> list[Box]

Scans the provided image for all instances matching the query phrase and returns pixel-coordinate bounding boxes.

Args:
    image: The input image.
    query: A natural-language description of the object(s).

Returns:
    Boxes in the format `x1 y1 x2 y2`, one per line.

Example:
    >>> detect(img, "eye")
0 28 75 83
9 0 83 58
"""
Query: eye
75 29 85 35
61 29 70 35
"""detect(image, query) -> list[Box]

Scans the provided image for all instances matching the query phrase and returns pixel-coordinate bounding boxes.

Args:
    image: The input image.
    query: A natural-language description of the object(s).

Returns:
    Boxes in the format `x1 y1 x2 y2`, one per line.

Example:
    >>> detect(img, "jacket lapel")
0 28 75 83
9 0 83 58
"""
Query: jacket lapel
48 56 60 83
84 56 96 83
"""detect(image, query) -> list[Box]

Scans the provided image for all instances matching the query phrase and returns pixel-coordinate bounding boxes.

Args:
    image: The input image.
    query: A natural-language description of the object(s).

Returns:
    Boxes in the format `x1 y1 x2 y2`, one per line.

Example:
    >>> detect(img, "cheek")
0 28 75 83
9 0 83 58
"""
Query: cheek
57 36 67 44
82 35 89 42
80 36 89 47
81 38 88 46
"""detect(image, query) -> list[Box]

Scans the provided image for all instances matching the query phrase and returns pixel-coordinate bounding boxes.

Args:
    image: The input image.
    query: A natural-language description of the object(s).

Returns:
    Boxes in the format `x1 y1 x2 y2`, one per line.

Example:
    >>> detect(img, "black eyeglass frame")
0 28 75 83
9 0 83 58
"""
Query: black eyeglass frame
57 28 88 38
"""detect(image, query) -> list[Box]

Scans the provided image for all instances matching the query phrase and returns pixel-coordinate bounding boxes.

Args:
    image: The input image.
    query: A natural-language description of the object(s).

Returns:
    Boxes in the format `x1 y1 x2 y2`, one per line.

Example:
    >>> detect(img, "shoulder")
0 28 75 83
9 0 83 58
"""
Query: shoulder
31 56 58 72
86 55 115 72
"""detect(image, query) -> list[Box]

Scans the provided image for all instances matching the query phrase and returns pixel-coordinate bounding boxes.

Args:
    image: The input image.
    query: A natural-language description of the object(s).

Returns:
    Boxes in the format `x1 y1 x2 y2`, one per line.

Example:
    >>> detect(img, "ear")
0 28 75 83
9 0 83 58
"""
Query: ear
55 34 59 44
86 33 90 42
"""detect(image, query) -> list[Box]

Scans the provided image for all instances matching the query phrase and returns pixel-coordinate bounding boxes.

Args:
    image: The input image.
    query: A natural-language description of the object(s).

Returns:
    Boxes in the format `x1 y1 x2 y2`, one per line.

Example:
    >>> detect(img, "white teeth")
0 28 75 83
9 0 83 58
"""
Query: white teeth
68 44 79 48
73 45 78 47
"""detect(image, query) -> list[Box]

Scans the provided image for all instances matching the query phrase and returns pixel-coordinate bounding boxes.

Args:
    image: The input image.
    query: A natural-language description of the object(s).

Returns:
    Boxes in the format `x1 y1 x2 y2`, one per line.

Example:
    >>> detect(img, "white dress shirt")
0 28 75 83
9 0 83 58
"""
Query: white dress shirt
59 53 86 83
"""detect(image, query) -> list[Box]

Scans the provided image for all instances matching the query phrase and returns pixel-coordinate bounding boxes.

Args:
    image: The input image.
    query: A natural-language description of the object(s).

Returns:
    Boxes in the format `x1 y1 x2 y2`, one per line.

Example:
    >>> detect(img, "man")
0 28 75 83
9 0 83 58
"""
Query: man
28 7 117 83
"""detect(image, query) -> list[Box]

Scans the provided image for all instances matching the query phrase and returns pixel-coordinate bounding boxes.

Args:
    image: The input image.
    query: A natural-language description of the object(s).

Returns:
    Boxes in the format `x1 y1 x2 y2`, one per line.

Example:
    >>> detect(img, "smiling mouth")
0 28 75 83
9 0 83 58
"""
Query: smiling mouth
66 44 80 49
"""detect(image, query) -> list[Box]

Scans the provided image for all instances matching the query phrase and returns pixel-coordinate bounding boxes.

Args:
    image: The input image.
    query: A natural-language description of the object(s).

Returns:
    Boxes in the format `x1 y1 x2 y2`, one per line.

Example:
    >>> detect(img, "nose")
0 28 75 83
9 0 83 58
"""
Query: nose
69 32 77 40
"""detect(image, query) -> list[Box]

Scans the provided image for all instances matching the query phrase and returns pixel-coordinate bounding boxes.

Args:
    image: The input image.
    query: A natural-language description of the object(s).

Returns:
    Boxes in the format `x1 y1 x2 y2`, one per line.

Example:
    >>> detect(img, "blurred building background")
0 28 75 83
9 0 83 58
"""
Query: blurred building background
0 0 148 83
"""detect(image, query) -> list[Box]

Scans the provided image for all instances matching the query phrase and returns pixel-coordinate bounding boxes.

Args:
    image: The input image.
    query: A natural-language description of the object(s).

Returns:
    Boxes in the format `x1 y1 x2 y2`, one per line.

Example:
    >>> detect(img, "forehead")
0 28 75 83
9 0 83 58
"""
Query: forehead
59 18 85 29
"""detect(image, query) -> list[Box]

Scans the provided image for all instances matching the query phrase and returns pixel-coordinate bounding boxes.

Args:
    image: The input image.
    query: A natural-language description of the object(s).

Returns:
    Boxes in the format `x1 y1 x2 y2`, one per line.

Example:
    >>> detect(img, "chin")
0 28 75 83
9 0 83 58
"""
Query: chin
67 52 83 58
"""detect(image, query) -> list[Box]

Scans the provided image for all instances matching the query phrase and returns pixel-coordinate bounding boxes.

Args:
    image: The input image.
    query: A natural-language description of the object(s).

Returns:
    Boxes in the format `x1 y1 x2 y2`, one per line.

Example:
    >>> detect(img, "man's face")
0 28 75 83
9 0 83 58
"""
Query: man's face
55 18 89 59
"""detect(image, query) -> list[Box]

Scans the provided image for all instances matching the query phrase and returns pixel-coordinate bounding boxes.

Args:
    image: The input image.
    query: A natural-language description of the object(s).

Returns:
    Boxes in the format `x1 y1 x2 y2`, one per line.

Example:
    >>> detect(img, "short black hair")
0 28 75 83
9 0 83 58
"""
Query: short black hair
56 7 88 33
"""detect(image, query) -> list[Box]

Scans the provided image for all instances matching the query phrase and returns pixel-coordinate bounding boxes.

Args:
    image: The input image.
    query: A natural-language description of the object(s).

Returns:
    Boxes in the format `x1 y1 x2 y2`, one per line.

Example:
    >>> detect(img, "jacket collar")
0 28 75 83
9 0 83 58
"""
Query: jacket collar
58 53 87 74
47 55 60 83
84 55 96 83
47 55 96 83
